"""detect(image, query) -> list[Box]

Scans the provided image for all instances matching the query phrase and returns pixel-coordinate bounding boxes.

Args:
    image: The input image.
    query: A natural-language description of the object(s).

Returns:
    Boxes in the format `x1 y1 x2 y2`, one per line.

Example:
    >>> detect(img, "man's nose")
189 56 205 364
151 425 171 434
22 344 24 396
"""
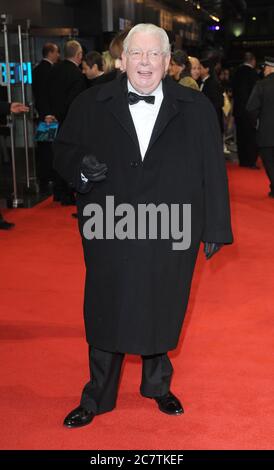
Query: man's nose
140 52 150 65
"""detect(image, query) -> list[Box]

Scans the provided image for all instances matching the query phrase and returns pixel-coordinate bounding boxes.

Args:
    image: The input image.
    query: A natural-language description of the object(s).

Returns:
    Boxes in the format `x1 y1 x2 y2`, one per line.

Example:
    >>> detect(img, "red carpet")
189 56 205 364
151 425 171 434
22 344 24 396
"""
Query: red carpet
1 163 274 450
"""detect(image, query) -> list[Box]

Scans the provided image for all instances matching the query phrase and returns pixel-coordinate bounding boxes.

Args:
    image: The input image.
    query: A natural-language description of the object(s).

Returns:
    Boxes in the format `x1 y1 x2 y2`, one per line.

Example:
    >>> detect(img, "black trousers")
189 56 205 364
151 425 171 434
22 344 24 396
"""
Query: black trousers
259 147 274 193
80 346 173 415
36 142 53 187
235 114 257 166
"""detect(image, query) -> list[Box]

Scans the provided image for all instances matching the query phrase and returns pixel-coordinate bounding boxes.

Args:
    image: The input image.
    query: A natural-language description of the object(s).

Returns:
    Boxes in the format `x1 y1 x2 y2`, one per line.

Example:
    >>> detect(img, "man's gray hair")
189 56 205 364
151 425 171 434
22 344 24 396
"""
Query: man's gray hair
123 23 170 55
64 40 82 59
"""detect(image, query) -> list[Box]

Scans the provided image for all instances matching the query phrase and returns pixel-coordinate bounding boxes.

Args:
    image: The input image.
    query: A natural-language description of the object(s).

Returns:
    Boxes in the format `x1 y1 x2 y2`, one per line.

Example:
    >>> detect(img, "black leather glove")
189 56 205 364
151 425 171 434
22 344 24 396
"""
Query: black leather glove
81 155 108 182
77 154 108 193
204 242 223 260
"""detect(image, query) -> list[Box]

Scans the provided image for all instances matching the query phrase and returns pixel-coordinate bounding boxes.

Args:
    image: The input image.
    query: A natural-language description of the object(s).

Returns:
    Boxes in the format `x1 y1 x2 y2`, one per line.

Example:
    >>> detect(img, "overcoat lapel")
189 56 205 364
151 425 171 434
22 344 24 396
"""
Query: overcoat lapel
97 74 141 155
96 74 193 160
146 93 180 156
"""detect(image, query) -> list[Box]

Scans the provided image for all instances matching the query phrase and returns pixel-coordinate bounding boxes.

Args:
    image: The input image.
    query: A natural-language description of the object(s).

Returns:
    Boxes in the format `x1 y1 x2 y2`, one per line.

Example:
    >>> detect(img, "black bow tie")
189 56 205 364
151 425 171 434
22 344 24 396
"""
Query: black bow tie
128 91 155 105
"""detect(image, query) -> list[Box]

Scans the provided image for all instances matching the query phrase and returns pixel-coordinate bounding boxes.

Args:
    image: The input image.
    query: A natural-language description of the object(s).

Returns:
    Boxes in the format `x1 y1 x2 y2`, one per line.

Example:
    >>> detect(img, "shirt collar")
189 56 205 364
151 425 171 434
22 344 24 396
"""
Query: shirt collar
67 58 79 67
43 58 54 65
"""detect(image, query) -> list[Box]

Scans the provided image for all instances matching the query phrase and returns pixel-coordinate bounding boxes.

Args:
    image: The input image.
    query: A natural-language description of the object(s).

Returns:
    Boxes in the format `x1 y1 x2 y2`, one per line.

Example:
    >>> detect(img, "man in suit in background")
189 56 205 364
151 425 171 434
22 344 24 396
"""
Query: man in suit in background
32 43 60 192
48 40 87 205
247 57 274 197
232 52 259 168
0 101 29 230
199 58 224 135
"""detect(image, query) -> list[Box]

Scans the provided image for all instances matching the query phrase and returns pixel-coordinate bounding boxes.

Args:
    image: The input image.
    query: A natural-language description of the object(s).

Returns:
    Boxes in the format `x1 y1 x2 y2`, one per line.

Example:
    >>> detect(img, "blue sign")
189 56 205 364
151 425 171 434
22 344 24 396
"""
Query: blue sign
0 62 32 85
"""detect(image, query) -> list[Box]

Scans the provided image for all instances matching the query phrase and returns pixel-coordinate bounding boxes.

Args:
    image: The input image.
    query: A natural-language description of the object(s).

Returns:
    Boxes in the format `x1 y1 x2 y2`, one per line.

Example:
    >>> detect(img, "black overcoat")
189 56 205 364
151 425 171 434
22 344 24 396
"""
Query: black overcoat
246 72 274 147
232 64 258 118
48 60 86 124
0 101 10 116
201 76 224 133
54 74 233 355
32 59 53 119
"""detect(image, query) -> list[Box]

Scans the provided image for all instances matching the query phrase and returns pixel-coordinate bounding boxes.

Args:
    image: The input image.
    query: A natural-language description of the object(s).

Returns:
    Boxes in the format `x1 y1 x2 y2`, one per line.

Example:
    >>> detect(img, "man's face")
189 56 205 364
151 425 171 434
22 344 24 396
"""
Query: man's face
264 65 273 77
49 45 60 64
168 60 183 80
82 61 97 79
75 48 83 66
251 58 257 68
190 58 201 81
200 64 209 79
121 32 170 94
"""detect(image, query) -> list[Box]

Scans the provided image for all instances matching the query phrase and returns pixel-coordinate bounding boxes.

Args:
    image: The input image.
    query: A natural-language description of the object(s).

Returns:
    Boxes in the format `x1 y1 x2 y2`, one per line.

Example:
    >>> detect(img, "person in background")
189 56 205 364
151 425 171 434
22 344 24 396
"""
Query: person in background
0 101 29 230
219 68 234 155
109 28 131 72
169 50 199 91
47 40 86 205
247 57 274 197
32 42 60 192
200 57 224 135
232 52 259 168
102 51 116 75
82 51 104 86
32 42 60 120
219 68 232 94
82 51 116 87
189 56 201 83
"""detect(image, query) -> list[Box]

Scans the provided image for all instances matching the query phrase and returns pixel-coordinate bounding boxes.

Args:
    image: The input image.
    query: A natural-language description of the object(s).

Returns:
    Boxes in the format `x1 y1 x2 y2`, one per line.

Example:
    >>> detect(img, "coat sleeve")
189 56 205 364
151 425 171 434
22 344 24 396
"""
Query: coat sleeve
53 92 91 189
246 82 262 128
66 75 87 112
200 96 233 244
0 101 10 116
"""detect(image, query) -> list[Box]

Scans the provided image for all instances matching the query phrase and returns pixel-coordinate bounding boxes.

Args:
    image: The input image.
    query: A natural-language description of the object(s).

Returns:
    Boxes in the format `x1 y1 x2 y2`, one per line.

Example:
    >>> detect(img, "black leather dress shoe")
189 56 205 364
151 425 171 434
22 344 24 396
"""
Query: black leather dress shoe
63 405 95 428
154 392 184 416
0 220 15 230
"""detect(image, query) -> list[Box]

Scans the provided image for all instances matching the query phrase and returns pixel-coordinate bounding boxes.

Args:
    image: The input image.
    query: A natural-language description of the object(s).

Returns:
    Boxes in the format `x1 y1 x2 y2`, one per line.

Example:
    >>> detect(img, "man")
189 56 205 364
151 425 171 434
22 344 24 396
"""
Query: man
232 52 259 168
32 43 60 192
82 51 114 87
32 42 60 120
54 24 233 428
247 57 274 197
199 58 224 134
0 101 29 230
48 40 86 205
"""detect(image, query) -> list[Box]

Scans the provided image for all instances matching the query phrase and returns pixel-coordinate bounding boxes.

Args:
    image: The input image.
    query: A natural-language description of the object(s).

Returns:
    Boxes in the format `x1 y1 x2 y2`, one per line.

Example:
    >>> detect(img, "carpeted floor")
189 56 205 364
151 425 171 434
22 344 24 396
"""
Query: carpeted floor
1 163 274 450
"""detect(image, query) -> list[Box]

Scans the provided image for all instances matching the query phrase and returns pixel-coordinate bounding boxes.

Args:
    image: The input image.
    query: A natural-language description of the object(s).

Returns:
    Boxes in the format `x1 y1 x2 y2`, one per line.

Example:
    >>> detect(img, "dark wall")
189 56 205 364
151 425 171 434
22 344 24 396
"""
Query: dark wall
0 0 102 35
0 0 42 24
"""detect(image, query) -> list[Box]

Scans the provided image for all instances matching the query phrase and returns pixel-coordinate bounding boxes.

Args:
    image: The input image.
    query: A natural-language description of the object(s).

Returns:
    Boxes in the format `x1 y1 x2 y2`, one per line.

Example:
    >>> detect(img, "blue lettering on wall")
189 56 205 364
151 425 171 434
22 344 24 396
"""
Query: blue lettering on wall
0 62 32 85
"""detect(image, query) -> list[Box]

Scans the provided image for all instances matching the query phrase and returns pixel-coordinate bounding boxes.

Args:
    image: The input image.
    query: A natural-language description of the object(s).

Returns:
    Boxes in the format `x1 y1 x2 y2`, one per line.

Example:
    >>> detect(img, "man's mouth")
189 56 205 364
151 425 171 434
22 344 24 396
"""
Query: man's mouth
137 71 152 78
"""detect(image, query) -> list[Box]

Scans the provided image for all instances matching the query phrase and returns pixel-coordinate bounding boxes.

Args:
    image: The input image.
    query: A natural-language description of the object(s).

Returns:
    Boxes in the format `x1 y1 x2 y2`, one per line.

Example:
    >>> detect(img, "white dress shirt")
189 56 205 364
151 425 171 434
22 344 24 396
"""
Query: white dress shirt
128 80 163 160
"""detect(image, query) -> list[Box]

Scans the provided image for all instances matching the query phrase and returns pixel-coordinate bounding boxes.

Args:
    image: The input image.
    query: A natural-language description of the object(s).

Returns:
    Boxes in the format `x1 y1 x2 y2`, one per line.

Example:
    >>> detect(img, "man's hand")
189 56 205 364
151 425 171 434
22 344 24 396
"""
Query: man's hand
10 102 29 114
81 155 108 182
75 155 108 194
204 242 223 260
